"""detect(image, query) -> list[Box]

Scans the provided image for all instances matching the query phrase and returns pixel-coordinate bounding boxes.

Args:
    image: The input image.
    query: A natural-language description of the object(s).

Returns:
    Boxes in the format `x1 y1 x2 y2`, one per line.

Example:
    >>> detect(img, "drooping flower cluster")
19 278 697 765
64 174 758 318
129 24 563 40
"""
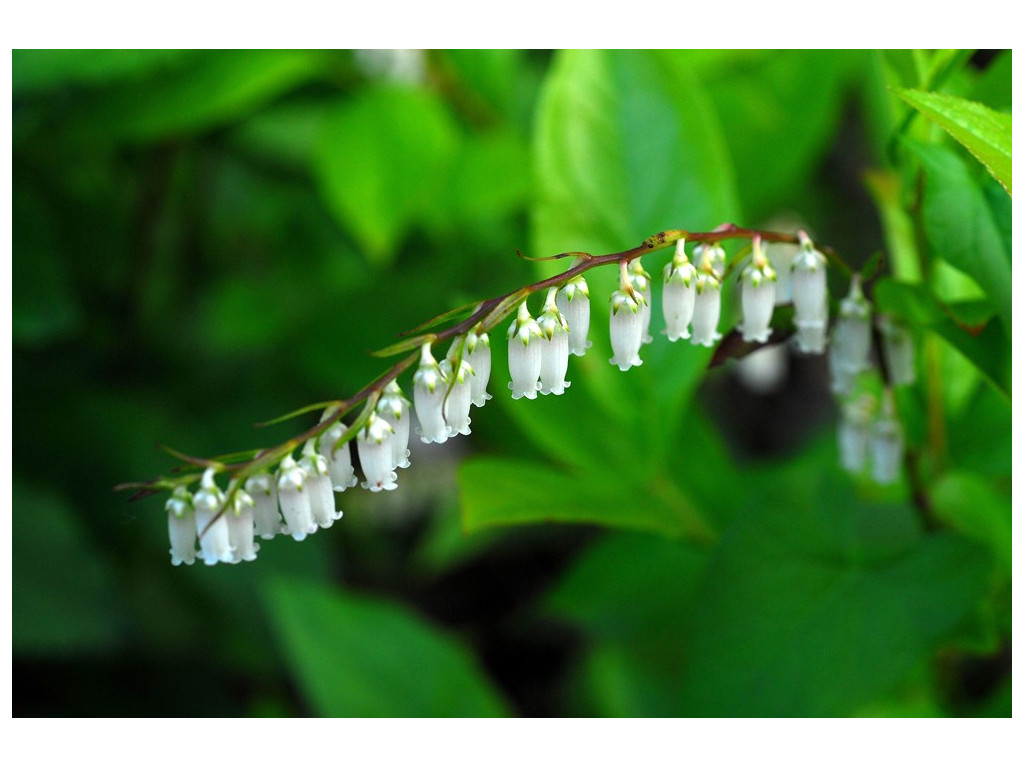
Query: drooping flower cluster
162 227 920 565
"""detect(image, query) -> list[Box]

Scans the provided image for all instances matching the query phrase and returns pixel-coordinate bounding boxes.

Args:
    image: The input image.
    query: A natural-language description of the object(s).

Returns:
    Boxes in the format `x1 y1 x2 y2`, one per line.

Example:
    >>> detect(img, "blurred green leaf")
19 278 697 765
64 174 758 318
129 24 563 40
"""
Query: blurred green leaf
676 472 993 716
13 49 188 94
969 51 1011 112
904 142 1011 332
896 88 1011 195
264 576 509 716
459 457 711 541
70 50 328 144
13 480 124 655
315 86 461 263
532 49 739 258
931 472 1011 572
441 49 544 134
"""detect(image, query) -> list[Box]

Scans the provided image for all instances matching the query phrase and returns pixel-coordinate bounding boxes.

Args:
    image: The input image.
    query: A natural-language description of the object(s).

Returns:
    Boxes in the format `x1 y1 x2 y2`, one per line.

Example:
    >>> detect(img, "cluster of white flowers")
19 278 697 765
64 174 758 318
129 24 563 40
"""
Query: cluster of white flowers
167 230 918 564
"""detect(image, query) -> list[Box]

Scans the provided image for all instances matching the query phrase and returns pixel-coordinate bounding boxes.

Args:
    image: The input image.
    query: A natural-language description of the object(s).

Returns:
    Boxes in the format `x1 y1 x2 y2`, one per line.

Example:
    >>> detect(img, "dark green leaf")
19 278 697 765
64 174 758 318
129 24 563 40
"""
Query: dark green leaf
263 576 509 716
13 49 188 94
931 472 1011 571
896 88 1011 195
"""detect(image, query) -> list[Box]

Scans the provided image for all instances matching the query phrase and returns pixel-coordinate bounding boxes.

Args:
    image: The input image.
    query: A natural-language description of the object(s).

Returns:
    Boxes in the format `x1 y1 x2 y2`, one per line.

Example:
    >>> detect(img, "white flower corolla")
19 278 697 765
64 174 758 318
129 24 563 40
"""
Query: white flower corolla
464 329 492 407
245 472 287 540
319 421 359 492
690 271 722 348
166 486 197 566
440 354 474 436
694 242 727 277
507 301 543 399
838 396 874 474
357 412 399 492
663 240 697 342
377 380 412 469
831 275 872 381
870 393 904 485
192 468 235 566
276 454 317 541
739 239 777 344
609 288 644 371
878 316 916 386
537 288 571 395
300 444 342 528
556 275 591 357
227 487 260 563
791 231 829 354
628 260 653 344
414 343 450 443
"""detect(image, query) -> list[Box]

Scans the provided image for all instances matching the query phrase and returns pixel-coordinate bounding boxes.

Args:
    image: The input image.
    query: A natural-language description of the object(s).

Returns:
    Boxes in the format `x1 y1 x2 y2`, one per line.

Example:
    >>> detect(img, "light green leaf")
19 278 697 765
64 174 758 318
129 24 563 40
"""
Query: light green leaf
315 86 461 263
263 576 509 717
931 472 1011 572
896 87 1011 195
459 457 712 541
904 141 1012 332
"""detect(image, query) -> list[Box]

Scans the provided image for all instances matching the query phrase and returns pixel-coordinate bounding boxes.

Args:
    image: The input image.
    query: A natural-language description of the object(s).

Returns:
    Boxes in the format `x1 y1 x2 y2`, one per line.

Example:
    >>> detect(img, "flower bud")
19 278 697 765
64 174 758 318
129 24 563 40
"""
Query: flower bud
791 232 829 354
414 344 451 442
507 301 543 399
831 276 872 382
227 487 260 563
277 454 317 541
690 271 722 348
166 486 197 566
663 240 696 342
537 289 571 395
301 443 342 527
319 421 359 492
556 275 591 357
609 289 644 371
464 329 492 406
629 259 653 344
838 395 874 474
739 239 777 343
441 353 474 436
870 393 904 485
358 412 398 492
193 468 235 565
245 472 288 539
878 316 916 386
377 380 412 469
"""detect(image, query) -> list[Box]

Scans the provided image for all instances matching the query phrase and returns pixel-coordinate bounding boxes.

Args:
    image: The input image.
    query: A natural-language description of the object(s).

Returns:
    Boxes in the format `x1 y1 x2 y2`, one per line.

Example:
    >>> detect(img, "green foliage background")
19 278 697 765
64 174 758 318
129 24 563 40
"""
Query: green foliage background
12 49 1011 717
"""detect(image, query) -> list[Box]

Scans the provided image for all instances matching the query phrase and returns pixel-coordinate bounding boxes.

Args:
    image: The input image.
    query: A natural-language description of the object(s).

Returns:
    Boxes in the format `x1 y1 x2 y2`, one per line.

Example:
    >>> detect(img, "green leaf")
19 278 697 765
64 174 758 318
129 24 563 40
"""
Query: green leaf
263 576 509 717
13 480 124 655
676 472 993 716
458 457 712 541
315 86 461 263
904 141 1012 332
531 49 739 258
13 49 188 94
896 88 1012 195
931 472 1011 572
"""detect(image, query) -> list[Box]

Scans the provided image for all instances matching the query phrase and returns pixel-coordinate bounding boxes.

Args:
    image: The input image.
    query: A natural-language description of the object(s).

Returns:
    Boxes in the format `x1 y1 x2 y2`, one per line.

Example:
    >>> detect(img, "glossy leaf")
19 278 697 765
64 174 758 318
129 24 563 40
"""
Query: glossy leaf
896 87 1011 195
264 576 509 717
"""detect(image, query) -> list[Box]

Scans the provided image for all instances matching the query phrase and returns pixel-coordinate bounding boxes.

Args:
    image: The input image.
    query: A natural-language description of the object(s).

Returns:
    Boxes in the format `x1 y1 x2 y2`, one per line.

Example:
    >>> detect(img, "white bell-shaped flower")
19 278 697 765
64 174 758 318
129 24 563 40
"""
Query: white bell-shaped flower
609 288 644 371
192 468 235 566
440 353 474 436
629 260 653 344
768 242 796 305
166 486 197 566
556 275 591 357
838 396 874 473
507 301 543 399
739 238 777 343
414 343 450 443
878 316 916 386
791 231 829 354
694 242 727 278
465 329 492 406
245 472 287 539
300 443 342 528
690 271 722 348
537 288 571 395
276 454 317 541
663 240 697 342
227 487 260 563
377 380 412 469
319 421 359 492
832 275 872 374
358 411 398 492
870 393 904 485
